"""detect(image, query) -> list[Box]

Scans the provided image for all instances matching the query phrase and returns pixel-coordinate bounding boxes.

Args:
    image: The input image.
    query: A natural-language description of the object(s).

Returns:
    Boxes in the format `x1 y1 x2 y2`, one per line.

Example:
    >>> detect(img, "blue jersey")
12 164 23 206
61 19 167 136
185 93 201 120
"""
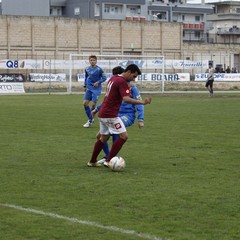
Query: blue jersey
95 85 144 127
84 65 106 91
118 85 144 124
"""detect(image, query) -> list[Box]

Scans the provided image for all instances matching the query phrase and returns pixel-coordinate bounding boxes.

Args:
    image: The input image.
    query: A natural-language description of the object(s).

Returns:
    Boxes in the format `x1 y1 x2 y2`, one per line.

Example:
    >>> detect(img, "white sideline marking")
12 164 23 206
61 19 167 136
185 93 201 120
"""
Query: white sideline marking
0 203 166 240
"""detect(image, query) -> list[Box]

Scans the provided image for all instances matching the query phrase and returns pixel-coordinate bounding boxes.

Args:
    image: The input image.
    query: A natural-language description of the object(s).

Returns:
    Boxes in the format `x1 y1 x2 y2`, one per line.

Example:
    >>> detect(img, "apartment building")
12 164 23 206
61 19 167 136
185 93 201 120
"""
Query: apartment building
1 0 211 21
207 1 240 44
1 0 51 17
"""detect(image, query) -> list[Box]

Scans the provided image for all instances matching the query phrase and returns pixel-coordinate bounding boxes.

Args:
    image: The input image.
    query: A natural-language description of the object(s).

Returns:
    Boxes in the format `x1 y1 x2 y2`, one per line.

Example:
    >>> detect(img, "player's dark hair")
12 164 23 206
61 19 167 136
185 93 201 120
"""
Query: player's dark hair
112 66 124 75
89 55 97 60
124 64 141 75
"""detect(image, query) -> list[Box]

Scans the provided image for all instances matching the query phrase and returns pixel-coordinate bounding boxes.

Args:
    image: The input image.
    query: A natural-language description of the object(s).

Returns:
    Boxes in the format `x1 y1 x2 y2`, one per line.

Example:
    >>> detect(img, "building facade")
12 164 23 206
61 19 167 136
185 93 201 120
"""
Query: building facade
207 1 240 44
1 0 50 17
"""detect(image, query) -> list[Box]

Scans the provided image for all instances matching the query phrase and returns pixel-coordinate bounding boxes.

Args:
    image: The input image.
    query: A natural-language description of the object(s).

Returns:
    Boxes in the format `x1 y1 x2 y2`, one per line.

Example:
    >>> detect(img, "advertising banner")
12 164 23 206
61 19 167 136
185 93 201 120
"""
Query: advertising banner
77 73 190 82
75 60 207 70
0 74 25 82
0 83 25 94
195 73 240 81
29 73 66 82
43 60 70 70
0 60 43 69
0 59 208 70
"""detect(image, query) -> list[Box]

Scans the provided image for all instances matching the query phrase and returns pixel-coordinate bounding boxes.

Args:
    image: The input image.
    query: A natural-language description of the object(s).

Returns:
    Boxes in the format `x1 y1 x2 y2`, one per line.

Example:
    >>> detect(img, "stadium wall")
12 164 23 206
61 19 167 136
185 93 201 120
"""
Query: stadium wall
0 15 239 74
0 15 181 59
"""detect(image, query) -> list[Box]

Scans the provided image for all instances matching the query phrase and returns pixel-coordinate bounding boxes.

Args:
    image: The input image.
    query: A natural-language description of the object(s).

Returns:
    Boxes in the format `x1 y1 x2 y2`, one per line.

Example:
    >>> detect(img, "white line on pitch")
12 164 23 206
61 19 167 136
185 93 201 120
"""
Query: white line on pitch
0 203 166 240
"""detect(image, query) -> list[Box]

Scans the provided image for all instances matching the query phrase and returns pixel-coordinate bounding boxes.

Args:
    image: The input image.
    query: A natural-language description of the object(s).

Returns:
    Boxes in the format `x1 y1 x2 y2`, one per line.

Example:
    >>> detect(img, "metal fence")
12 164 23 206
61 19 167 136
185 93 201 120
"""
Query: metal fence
0 52 240 94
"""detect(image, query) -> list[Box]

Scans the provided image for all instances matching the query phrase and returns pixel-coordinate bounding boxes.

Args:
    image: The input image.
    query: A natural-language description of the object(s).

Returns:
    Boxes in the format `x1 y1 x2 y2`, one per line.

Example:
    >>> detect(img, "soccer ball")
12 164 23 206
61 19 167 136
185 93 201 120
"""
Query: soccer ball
109 156 126 172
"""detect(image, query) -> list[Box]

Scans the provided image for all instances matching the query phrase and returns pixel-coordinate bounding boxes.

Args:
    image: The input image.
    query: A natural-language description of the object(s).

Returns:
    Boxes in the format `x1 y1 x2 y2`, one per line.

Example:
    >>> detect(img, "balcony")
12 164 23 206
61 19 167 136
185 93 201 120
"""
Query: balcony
217 26 240 35
183 32 240 44
183 23 204 30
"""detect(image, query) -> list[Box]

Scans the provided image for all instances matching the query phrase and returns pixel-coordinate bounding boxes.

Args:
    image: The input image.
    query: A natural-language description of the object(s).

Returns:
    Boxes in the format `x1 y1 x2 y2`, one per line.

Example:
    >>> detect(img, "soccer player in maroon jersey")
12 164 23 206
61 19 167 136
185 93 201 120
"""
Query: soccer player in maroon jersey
87 64 152 167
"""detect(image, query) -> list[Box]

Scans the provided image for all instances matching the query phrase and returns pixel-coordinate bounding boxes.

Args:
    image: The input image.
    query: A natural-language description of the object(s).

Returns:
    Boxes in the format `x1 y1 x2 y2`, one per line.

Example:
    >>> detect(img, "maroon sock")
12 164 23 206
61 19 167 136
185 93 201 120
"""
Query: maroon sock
90 140 104 163
106 138 126 162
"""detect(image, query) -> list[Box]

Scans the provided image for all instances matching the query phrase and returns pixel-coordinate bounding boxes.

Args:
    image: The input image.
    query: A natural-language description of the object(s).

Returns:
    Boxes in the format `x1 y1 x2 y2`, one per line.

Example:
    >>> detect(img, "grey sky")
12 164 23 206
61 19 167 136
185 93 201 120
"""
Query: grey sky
187 0 240 3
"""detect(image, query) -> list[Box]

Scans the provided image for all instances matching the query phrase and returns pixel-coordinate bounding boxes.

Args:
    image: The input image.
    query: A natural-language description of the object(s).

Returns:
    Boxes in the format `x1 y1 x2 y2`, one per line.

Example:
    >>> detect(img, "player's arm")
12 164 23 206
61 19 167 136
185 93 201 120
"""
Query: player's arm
93 68 107 87
131 86 144 123
122 95 151 105
98 68 107 83
84 69 88 90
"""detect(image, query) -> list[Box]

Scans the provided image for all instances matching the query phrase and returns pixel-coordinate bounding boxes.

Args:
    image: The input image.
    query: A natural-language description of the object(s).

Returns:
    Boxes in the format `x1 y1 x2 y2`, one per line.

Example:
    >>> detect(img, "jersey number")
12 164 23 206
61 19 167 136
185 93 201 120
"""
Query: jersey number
106 81 113 96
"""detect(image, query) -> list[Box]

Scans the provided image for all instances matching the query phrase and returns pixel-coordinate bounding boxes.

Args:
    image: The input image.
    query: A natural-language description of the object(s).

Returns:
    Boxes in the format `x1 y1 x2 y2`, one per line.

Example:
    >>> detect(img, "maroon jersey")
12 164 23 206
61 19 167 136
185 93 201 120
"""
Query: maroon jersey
98 75 130 118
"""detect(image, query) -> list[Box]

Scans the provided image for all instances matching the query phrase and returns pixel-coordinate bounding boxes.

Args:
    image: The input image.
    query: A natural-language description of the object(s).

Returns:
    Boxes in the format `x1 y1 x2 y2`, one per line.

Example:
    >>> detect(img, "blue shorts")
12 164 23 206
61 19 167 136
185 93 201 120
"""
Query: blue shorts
119 114 135 127
84 89 101 103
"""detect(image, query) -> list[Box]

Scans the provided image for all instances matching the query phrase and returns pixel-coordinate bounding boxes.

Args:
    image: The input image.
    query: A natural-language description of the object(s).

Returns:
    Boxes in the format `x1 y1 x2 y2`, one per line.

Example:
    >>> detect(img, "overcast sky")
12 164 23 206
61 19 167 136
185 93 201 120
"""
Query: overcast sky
0 0 238 3
187 0 240 3
0 0 238 4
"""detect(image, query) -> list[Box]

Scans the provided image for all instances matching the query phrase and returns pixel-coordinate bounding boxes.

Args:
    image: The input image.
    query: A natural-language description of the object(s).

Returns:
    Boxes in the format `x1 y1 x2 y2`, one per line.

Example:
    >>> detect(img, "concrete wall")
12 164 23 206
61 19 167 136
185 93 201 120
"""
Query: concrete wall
0 15 239 72
0 15 182 59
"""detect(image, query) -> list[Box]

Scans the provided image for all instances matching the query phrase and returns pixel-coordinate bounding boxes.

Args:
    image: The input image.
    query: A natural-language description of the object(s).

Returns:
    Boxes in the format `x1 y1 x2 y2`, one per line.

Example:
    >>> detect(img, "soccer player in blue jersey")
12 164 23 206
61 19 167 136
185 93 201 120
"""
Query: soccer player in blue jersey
92 68 144 163
83 55 107 128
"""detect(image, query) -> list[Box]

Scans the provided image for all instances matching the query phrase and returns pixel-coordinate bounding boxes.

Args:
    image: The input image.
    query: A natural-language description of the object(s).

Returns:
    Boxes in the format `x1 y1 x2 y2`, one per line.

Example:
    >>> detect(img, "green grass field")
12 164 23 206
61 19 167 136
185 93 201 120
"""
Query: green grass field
0 93 239 240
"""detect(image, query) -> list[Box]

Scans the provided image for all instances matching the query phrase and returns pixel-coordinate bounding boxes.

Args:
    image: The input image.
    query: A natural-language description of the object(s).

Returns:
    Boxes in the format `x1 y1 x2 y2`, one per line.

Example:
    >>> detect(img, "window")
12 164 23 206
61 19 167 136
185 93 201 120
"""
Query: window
111 7 119 13
195 16 200 22
195 31 200 38
130 7 137 14
74 7 80 16
104 6 110 13
182 15 185 21
127 5 140 15
105 4 122 14
95 3 100 16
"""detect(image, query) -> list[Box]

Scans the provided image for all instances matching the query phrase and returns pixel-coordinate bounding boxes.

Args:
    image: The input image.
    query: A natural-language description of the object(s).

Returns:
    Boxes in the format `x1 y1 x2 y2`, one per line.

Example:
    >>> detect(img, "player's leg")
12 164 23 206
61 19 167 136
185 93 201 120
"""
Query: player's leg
102 142 110 158
96 131 110 164
83 90 93 127
112 134 119 143
105 132 128 167
91 102 96 111
96 139 110 164
91 90 101 123
110 114 134 153
102 119 132 163
111 114 134 143
88 119 110 166
88 134 109 166
104 117 128 166
90 102 96 124
210 80 214 96
205 80 211 95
